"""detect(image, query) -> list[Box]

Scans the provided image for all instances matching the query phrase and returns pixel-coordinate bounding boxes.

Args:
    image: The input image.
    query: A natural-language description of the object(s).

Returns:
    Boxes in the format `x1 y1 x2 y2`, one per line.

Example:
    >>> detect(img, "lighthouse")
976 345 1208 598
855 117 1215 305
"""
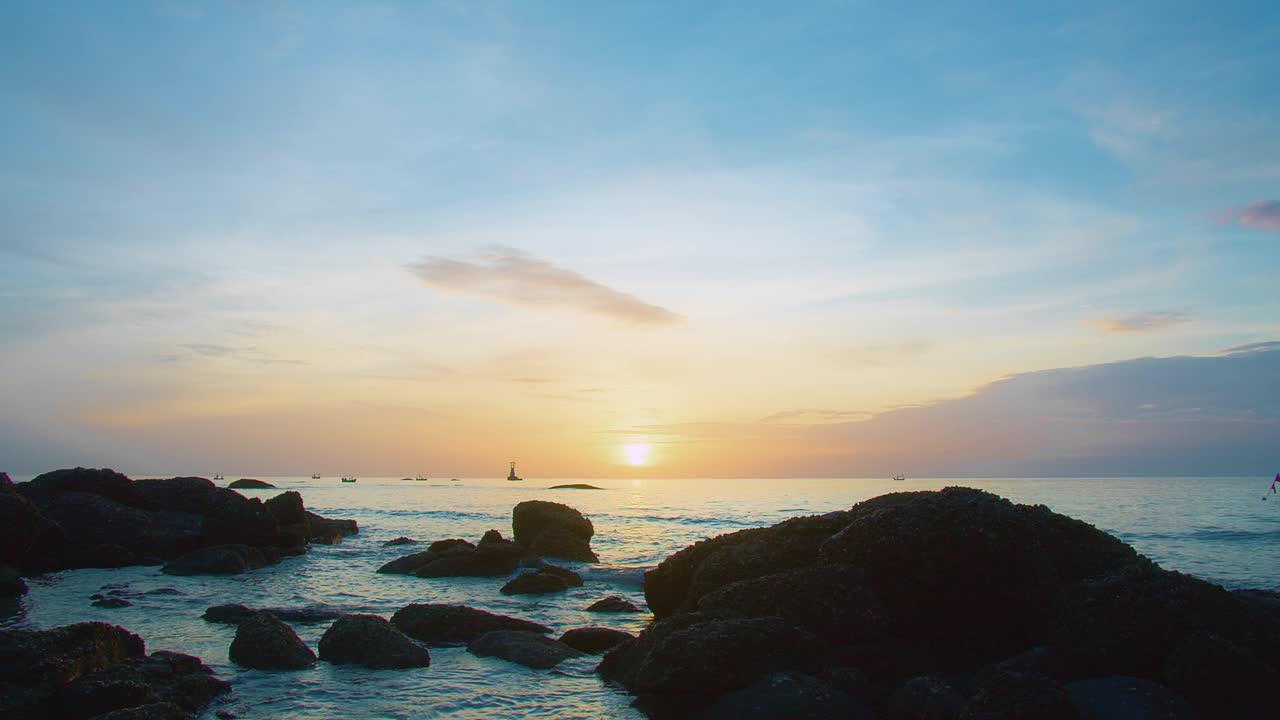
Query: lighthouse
507 461 522 481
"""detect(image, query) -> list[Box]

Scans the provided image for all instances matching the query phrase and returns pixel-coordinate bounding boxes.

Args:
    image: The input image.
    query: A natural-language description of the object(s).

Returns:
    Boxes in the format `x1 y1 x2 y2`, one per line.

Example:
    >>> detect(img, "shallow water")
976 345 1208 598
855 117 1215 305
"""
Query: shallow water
5 476 1279 719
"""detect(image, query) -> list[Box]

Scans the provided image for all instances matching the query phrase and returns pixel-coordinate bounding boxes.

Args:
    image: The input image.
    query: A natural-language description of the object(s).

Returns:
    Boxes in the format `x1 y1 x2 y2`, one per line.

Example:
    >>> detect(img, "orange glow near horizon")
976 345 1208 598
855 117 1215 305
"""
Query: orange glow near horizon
623 443 652 466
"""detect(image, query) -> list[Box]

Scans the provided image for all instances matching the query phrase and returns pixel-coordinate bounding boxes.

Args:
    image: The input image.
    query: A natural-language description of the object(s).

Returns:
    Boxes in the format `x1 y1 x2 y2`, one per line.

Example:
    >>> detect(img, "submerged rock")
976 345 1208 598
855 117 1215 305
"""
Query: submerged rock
229 613 316 670
201 603 344 625
586 596 643 613
161 545 280 576
559 627 633 654
501 569 573 595
383 536 417 547
318 614 430 668
391 603 552 646
92 597 133 609
227 479 275 489
467 630 585 669
426 538 473 553
379 538 538 578
306 511 358 539
512 500 598 562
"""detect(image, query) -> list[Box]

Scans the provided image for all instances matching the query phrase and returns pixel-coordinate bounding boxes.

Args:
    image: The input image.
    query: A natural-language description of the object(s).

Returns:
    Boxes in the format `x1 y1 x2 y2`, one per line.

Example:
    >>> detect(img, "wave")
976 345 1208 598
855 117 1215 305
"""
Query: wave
1122 527 1280 543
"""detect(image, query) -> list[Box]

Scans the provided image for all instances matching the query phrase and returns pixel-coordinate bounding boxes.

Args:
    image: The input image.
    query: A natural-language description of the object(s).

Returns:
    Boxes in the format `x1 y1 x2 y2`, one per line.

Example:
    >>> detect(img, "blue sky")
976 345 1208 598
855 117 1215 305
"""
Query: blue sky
1 1 1277 476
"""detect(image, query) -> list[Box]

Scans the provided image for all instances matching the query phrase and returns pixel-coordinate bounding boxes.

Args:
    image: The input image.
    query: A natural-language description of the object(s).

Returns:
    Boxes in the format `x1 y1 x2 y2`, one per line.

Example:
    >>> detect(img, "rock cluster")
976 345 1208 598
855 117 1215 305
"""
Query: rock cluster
390 603 553 646
0 622 229 719
512 500 598 562
229 613 316 670
1 468 358 578
317 614 430 669
601 487 1280 718
378 530 538 578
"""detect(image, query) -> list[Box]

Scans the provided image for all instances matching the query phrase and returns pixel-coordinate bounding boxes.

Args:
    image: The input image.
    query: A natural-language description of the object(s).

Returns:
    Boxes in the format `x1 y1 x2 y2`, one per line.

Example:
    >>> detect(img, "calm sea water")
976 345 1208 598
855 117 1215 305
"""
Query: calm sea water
4 476 1279 719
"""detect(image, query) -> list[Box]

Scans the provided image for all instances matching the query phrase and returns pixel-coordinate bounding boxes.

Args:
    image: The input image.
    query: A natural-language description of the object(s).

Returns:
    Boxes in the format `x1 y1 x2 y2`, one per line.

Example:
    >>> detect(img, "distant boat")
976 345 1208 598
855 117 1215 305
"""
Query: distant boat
893 475 906 481
311 474 320 479
450 478 460 482
341 477 357 483
507 461 523 482
414 476 428 481
213 474 224 481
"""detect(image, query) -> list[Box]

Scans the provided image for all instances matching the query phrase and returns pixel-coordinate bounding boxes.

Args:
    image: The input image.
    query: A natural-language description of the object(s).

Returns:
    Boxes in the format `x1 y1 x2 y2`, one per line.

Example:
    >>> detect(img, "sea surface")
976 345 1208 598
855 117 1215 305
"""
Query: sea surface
4 476 1279 719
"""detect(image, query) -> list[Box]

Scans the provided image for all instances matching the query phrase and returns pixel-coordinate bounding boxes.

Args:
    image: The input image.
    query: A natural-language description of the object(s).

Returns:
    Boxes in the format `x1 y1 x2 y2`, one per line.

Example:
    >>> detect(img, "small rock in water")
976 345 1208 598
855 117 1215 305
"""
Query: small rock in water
391 603 553 646
548 483 603 490
467 630 585 669
559 627 634 654
501 571 570 595
228 478 276 489
383 536 417 547
586 596 643 613
92 597 133 608
229 613 316 670
318 614 431 668
426 538 474 553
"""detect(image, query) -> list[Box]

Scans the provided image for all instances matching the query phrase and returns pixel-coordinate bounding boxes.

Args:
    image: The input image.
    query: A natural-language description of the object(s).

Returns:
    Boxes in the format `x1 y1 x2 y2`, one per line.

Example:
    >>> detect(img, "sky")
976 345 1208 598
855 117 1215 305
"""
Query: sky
1 0 1277 478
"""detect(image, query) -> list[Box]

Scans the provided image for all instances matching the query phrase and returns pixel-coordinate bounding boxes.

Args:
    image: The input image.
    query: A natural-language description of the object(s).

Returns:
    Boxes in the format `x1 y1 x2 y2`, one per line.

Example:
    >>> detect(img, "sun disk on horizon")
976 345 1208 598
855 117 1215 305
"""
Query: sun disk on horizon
623 443 652 466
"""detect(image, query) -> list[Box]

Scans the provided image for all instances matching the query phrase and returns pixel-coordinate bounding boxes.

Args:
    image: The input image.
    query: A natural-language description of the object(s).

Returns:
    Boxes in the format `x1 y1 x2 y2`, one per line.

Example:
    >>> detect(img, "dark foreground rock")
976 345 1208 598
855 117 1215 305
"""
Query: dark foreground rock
0 622 228 719
383 536 417 547
227 479 275 489
600 487 1280 719
1 562 27 596
559 627 633 654
390 604 552 646
696 672 872 720
501 568 577 595
511 500 598 562
229 613 316 670
378 535 537 578
467 630 585 669
318 614 430 668
202 603 345 625
587 595 643 613
161 545 280 576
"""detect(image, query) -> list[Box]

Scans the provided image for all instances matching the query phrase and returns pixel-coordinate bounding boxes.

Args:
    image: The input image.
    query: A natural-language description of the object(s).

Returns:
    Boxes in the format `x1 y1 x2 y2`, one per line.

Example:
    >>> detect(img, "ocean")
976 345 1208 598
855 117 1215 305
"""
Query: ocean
4 476 1279 719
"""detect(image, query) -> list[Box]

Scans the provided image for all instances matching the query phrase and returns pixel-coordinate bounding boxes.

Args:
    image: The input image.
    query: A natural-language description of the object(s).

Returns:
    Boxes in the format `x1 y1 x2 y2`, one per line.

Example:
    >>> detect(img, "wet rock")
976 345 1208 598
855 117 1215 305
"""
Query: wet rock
961 669 1077 720
383 537 417 547
318 614 430 668
535 563 583 586
201 603 344 625
229 613 316 670
478 529 504 544
91 702 189 720
377 550 437 575
306 511 358 538
309 528 344 545
885 675 967 720
227 479 275 489
93 598 133 609
161 545 280 576
391 603 552 646
130 477 222 515
559 627 633 654
61 650 230 720
587 596 643 613
263 492 307 528
412 541 538 578
599 615 821 696
511 500 598 562
0 475 65 572
696 672 872 720
426 538 472 553
1065 675 1194 720
501 570 571 595
20 467 145 508
0 622 149 718
201 491 277 548
34 493 203 569
467 630 585 669
1 562 27 597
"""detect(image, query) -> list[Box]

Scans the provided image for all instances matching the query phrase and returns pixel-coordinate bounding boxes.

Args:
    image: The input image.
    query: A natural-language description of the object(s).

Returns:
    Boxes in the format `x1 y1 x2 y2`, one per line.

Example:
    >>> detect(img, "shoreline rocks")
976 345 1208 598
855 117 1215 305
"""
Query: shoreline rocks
500 566 583 595
467 630 585 669
391 604 552 646
586 596 643 613
227 479 275 489
229 613 316 670
512 500 598 563
161 545 281 576
203 603 345 625
559 627 633 654
318 614 430 669
378 533 538 578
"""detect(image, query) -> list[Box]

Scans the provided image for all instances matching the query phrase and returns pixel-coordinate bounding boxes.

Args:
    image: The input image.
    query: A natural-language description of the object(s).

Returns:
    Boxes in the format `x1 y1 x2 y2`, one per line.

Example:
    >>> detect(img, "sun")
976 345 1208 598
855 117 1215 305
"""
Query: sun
623 443 652 466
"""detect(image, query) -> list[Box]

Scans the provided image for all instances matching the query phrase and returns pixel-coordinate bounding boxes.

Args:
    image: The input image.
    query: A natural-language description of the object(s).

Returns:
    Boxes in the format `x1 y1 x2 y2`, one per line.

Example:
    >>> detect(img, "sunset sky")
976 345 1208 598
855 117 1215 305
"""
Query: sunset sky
2 1 1277 477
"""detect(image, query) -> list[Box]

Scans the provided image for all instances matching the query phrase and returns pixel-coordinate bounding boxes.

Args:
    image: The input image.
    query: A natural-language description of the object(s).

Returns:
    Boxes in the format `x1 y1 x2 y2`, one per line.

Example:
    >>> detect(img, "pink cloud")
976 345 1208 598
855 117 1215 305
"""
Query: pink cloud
1238 201 1280 232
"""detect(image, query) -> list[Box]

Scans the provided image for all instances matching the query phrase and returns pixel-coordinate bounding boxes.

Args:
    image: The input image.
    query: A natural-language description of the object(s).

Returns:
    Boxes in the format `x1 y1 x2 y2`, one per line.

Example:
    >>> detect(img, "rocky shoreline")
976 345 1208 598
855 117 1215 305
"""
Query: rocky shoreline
3 469 1278 719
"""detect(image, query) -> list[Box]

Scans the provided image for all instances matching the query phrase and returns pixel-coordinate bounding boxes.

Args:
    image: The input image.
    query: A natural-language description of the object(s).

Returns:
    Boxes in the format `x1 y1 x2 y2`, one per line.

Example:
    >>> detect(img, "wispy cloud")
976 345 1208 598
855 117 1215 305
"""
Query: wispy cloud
1085 311 1189 334
406 246 681 326
759 409 874 424
178 343 308 366
1237 201 1280 232
1223 341 1280 355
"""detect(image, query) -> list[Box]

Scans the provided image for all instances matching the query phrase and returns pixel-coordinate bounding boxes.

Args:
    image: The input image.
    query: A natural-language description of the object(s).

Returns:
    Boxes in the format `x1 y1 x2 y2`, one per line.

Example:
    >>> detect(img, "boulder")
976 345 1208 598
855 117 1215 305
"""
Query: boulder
512 500 598 562
587 596 643 613
318 614 430 668
263 492 307 528
229 613 316 670
559 627 634 654
391 603 552 646
599 615 821 696
202 603 343 625
227 479 275 489
426 538 473 553
309 528 344 545
201 491 277 548
501 570 571 595
59 650 230 720
1 562 29 597
161 545 280 576
1065 675 1194 720
467 630 585 669
960 669 1078 720
130 477 222 515
0 476 67 572
394 541 538 578
30 493 203 568
548 484 603 490
383 537 417 547
0 622 144 718
306 511 358 538
535 563 583 586
377 551 438 575
19 468 146 508
884 675 967 720
479 529 505 545
696 672 873 720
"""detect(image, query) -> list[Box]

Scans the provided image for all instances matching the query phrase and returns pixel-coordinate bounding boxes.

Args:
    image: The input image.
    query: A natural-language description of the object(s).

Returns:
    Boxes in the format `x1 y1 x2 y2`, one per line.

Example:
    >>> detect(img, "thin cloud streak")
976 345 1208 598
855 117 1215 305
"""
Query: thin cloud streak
1085 311 1189 334
1238 201 1280 232
406 247 681 326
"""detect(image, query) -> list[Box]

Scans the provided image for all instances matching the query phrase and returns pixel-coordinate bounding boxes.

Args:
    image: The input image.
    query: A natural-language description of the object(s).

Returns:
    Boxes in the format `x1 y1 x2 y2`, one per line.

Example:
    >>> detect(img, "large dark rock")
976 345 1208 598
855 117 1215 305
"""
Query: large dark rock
696 672 872 720
501 570 571 595
318 614 430 668
511 500 598 562
30 492 203 568
229 613 316 670
90 703 189 720
391 604 552 646
379 540 538 578
19 468 147 508
377 550 438 575
426 538 473 553
600 615 821 696
884 674 967 720
0 474 66 572
263 492 307 527
467 630 585 669
587 595 643 613
200 491 277 548
0 622 226 719
559 627 633 654
383 536 417 547
1065 675 1194 720
306 511 358 539
130 477 221 515
202 603 344 625
960 669 1078 720
227 479 275 489
161 545 280 576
